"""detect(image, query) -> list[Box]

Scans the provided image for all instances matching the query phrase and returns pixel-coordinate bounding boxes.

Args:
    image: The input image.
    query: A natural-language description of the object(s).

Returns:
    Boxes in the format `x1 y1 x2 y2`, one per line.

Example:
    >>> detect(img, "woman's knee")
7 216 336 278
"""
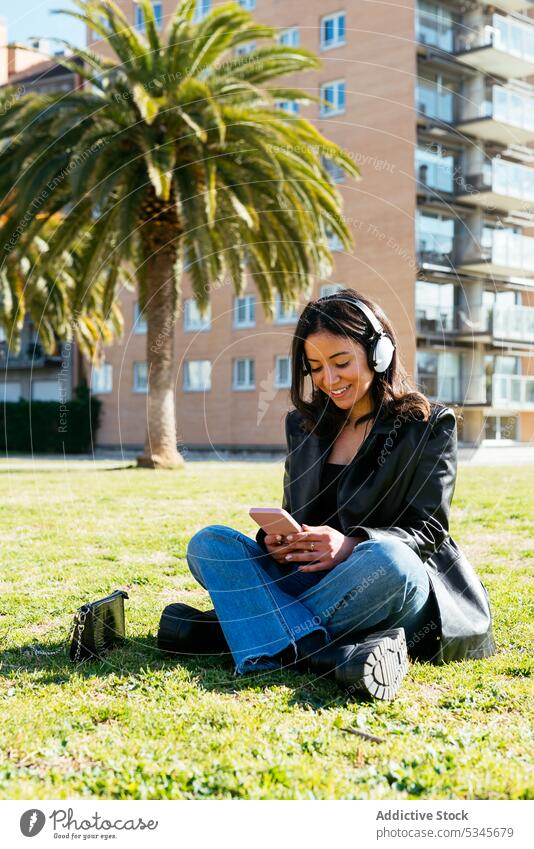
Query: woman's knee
351 538 429 606
186 524 237 558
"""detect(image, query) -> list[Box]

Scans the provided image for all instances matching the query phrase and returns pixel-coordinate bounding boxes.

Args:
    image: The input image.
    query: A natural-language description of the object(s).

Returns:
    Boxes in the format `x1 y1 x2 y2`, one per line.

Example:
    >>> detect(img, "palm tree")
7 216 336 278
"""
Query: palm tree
0 0 359 467
0 211 123 364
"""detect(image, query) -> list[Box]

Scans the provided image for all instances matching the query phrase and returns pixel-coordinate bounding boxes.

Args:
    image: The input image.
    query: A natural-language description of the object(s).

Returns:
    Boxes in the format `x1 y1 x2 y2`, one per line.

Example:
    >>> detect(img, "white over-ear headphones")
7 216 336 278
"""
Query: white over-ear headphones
349 298 396 374
310 294 395 374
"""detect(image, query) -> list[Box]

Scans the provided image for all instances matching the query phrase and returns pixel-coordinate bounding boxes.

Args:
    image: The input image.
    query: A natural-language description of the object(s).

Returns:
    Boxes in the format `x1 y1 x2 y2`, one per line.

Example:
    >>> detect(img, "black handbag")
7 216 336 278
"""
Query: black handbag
69 590 129 662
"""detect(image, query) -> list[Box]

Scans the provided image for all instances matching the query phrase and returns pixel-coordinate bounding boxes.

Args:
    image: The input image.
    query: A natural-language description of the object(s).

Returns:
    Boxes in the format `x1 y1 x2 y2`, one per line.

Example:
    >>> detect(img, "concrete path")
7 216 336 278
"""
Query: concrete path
0 444 533 470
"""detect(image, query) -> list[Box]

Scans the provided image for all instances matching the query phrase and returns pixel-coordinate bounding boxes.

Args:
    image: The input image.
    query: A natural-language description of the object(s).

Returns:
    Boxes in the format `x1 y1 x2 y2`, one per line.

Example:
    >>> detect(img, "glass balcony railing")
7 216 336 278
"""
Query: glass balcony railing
417 375 461 402
416 305 455 334
489 230 534 272
459 230 534 275
459 85 534 142
460 158 534 209
416 304 495 335
492 304 534 342
455 14 534 72
416 303 534 342
491 373 534 408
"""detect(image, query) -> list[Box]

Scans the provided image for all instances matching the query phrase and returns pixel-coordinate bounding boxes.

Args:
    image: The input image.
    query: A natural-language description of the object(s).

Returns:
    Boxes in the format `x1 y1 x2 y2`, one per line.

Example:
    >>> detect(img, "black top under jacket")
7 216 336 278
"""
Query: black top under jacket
255 404 496 665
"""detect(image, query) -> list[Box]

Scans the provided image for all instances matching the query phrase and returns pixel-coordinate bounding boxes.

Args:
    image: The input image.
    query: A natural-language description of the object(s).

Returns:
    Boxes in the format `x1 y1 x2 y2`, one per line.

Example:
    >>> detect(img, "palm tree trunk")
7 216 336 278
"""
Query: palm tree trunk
137 243 183 469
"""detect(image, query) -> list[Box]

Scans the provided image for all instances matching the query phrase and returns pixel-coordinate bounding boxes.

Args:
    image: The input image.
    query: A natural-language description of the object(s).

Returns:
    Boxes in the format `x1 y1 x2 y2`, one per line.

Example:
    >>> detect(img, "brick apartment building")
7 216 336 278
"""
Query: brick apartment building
3 2 534 449
0 19 82 405
87 0 534 449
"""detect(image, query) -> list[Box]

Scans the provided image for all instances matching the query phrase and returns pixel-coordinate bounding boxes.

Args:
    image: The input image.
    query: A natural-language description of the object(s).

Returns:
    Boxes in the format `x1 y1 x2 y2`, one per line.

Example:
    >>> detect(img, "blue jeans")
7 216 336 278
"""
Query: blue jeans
186 525 431 675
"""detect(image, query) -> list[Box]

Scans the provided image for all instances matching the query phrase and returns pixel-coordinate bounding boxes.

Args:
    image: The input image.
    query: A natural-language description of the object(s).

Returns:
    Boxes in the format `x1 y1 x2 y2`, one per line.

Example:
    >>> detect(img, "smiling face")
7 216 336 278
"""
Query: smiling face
303 330 375 421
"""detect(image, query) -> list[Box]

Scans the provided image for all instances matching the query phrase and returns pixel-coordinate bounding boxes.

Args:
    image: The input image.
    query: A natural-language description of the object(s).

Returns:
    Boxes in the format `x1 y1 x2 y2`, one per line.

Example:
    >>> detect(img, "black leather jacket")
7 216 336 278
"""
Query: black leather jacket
256 404 496 664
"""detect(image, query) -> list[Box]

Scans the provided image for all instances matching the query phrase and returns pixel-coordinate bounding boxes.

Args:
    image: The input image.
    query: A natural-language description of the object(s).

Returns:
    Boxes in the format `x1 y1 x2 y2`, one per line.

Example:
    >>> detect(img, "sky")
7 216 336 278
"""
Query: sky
0 1 85 50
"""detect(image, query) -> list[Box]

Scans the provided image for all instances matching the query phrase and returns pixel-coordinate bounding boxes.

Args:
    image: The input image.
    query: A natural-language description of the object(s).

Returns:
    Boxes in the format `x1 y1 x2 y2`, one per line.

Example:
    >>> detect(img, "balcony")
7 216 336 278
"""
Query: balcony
417 302 534 345
457 86 534 145
492 0 534 11
491 373 534 409
418 374 489 405
0 340 63 369
456 158 534 212
455 15 534 79
416 304 493 337
458 230 534 277
492 303 534 343
419 371 534 409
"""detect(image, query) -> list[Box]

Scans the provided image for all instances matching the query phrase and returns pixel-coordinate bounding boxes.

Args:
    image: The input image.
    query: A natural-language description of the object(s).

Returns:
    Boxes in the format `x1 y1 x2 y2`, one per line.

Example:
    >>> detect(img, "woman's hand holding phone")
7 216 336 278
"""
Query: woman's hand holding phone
263 533 303 565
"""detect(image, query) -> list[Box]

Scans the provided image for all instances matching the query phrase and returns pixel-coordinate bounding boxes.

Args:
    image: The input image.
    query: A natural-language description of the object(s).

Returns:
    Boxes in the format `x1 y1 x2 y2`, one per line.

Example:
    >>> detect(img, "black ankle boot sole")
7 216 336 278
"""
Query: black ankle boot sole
335 628 408 701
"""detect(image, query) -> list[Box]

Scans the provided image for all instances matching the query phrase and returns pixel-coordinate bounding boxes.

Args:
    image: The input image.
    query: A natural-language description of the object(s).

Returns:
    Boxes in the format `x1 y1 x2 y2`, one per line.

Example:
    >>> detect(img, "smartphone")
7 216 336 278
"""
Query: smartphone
249 507 302 538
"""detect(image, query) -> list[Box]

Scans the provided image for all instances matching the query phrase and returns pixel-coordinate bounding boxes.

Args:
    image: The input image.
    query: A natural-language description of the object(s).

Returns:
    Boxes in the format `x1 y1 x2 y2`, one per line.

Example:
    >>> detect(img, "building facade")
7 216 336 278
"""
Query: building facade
0 20 82 405
47 1 534 446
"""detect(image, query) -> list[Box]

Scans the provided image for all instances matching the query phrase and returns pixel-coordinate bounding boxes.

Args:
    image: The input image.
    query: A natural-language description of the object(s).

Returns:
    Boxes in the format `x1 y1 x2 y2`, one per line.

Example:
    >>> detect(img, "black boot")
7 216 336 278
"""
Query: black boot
157 603 230 656
296 628 408 701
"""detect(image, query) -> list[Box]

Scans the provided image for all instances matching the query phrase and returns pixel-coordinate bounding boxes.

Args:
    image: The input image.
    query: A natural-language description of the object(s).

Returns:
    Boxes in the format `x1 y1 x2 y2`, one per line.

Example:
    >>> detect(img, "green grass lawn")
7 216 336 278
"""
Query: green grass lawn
0 461 532 800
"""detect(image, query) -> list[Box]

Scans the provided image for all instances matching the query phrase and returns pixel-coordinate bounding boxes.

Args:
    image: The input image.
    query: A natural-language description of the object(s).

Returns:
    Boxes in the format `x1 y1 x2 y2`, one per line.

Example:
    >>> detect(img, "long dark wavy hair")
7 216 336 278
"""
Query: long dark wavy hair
290 288 434 439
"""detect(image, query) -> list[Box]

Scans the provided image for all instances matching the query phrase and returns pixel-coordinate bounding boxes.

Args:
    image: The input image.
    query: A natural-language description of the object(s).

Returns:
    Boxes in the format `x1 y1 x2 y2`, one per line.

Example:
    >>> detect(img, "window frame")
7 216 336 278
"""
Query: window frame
183 298 211 332
90 363 113 395
319 79 346 117
274 355 292 389
133 302 147 335
183 359 212 393
320 11 346 51
274 294 300 324
134 2 163 32
277 27 300 47
133 361 149 394
233 295 256 329
232 357 255 391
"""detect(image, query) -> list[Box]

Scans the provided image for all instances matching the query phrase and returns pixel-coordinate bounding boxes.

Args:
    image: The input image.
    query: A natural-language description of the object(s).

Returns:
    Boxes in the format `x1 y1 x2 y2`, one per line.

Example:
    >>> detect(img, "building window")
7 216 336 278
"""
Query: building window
416 350 460 401
275 355 292 388
233 358 255 390
415 280 455 333
133 362 149 393
134 2 163 32
320 80 346 117
483 415 518 441
233 295 256 328
184 298 211 331
416 210 455 265
320 283 344 298
236 42 256 56
274 294 300 324
321 155 345 184
133 302 147 334
31 381 62 402
194 0 211 22
277 100 300 115
416 72 456 123
91 363 113 394
184 360 211 392
415 143 455 193
277 27 300 47
326 226 344 252
320 12 346 50
416 1 456 52
238 0 256 8
3 382 22 402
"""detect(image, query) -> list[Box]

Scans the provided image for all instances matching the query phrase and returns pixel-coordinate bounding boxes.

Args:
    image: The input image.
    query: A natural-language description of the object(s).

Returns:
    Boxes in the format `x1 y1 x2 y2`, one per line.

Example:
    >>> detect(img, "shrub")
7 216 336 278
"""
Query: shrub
0 384 101 454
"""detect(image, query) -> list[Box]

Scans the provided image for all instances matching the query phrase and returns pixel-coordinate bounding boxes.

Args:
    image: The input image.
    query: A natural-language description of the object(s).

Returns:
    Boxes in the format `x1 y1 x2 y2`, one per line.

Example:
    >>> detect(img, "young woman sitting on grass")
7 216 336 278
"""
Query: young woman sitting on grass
158 289 495 700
